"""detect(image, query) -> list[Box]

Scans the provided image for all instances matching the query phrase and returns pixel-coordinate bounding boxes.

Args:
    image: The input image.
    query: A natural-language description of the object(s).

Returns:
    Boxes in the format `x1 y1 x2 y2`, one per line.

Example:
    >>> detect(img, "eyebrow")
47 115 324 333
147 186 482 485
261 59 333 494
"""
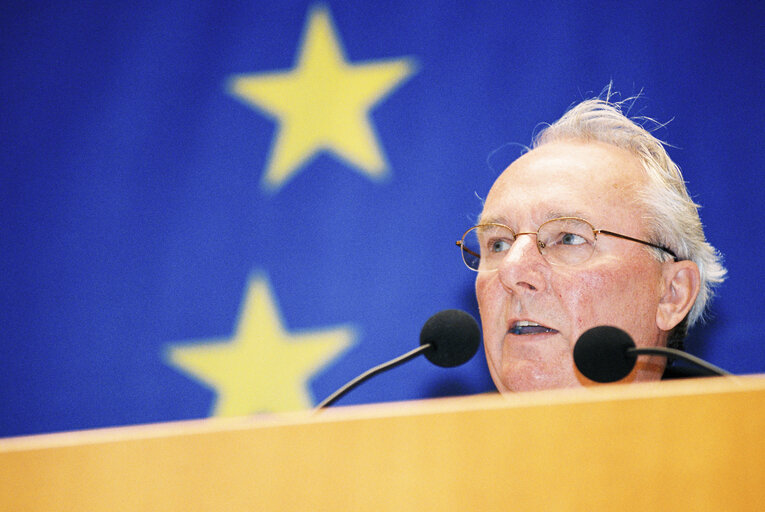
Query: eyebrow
478 209 591 226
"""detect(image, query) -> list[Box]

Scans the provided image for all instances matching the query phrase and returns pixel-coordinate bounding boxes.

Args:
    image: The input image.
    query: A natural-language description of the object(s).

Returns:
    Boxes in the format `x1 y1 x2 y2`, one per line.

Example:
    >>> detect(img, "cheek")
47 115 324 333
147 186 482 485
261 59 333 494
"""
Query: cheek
556 263 660 340
562 271 613 327
475 274 496 316
475 275 503 344
475 274 509 389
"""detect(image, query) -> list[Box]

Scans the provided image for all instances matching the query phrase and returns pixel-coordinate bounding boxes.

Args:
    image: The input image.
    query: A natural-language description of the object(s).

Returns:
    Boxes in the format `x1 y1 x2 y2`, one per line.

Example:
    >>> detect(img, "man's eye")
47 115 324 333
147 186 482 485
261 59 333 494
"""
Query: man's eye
488 238 512 253
560 232 587 245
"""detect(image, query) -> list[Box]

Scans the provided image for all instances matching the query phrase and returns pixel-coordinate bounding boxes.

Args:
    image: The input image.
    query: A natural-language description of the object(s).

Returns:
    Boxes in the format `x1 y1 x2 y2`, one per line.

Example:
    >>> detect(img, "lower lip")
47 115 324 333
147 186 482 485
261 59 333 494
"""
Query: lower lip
508 328 558 336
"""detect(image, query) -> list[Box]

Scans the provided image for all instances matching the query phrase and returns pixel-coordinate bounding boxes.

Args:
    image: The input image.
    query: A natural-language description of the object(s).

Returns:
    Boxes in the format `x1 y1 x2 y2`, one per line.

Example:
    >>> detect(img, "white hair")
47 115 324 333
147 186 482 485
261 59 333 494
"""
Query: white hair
532 92 726 328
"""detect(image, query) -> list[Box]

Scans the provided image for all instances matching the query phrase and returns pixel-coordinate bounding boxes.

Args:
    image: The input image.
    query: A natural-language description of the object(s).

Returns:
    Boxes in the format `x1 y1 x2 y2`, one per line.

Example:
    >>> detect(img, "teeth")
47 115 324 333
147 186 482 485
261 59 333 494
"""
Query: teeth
510 320 555 335
515 320 541 327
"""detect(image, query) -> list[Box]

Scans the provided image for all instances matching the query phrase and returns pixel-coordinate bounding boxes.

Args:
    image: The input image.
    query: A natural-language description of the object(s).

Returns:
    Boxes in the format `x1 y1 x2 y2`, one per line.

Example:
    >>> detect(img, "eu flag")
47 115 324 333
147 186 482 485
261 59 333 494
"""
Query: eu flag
2 1 764 437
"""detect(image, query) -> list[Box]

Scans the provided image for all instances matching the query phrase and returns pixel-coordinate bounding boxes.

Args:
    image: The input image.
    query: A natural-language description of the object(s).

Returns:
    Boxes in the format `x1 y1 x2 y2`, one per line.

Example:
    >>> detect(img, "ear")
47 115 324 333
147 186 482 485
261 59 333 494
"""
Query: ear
656 260 701 331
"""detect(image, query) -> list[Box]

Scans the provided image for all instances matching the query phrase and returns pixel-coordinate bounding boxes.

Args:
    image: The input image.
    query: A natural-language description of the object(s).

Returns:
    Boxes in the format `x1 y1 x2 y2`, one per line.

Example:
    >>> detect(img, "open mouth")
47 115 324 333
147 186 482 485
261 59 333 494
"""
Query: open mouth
509 320 557 335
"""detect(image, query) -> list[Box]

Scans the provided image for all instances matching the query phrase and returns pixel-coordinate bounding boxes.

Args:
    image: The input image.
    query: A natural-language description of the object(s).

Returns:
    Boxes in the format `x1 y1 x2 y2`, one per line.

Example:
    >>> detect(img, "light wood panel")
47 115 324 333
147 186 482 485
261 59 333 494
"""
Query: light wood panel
2 376 764 511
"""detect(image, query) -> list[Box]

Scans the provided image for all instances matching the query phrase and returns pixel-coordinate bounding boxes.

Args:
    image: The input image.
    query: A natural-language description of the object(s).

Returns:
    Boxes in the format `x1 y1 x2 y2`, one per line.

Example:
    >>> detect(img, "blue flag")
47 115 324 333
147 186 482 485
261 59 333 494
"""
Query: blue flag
2 1 763 437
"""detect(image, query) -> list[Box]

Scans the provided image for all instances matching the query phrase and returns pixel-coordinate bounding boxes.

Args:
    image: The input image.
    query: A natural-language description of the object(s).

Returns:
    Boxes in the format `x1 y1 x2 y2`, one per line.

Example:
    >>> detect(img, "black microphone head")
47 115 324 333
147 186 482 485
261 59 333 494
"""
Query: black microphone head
419 309 481 368
573 326 637 383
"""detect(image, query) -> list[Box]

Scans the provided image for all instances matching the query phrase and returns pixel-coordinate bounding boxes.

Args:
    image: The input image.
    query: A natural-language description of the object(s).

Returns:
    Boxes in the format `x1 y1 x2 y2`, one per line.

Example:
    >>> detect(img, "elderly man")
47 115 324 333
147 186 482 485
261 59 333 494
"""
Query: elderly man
458 96 726 392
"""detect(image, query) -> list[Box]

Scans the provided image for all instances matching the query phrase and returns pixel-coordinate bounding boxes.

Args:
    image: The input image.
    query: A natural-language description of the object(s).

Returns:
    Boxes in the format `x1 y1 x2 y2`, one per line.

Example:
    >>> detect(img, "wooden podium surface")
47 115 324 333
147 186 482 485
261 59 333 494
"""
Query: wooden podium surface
2 376 764 511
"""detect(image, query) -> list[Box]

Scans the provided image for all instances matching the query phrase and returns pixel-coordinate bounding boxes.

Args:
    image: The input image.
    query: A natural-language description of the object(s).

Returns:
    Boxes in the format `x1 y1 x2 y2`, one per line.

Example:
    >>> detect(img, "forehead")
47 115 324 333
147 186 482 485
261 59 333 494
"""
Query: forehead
481 139 647 226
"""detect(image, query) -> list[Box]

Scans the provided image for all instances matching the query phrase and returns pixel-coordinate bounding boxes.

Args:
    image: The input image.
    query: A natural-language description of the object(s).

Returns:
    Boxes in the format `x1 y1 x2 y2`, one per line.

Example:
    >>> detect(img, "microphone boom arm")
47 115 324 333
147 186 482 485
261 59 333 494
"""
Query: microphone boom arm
628 347 732 377
313 344 431 412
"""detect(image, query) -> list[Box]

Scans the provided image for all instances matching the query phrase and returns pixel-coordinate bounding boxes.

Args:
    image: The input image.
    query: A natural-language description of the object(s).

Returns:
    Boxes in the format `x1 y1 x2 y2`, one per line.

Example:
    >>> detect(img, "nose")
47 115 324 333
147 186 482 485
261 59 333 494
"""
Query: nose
496 232 547 293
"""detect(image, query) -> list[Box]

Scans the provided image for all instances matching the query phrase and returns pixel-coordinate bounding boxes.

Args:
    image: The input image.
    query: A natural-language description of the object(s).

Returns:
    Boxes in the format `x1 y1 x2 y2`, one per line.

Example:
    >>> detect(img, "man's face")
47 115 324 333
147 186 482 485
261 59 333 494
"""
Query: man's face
476 139 670 392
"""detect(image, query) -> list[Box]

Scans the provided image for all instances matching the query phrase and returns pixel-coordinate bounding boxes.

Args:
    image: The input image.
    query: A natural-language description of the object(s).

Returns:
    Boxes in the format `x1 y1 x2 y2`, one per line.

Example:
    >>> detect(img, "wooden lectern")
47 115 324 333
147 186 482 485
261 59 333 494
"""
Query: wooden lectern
2 376 764 511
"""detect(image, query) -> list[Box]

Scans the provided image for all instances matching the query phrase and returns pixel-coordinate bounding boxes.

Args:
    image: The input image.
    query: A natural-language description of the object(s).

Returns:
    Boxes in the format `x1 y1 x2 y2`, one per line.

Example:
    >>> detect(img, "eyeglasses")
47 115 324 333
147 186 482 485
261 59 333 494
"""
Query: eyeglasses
456 216 678 271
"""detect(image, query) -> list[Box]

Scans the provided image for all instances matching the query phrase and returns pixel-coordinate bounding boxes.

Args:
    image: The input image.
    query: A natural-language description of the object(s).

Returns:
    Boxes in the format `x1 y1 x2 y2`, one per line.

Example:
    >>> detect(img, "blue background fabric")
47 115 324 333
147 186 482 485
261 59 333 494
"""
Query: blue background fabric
2 1 763 437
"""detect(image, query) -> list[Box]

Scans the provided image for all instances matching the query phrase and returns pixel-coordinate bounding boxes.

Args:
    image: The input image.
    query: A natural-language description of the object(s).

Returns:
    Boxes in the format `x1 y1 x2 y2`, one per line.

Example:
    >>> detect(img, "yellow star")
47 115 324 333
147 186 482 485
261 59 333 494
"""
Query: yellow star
166 275 354 415
228 5 417 191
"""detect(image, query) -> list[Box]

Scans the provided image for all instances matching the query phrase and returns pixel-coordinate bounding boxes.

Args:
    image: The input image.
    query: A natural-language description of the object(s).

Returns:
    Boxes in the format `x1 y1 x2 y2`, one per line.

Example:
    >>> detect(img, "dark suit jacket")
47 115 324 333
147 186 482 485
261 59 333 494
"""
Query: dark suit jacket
662 363 718 379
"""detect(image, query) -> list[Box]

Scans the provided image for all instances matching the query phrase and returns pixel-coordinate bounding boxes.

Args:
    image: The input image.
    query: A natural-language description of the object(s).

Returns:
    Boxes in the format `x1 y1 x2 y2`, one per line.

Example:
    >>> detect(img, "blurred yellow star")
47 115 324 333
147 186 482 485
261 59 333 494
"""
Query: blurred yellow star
228 5 416 191
166 275 354 415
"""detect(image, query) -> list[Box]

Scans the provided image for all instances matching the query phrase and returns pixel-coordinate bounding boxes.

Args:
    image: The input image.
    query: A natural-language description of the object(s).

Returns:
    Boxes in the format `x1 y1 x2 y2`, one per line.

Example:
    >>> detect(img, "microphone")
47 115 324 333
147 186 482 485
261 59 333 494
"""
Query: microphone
420 309 482 368
573 325 732 383
314 309 481 411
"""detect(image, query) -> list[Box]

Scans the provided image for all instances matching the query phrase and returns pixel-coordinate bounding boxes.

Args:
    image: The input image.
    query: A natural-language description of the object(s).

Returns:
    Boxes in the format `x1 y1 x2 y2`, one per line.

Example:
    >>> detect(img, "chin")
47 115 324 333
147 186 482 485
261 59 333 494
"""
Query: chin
503 379 579 393
498 363 580 392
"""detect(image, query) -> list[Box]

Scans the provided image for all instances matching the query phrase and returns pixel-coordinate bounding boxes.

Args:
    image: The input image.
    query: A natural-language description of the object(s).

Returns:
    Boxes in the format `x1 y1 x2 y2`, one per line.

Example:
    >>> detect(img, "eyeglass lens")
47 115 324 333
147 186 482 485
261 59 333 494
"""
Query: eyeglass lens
460 218 598 270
